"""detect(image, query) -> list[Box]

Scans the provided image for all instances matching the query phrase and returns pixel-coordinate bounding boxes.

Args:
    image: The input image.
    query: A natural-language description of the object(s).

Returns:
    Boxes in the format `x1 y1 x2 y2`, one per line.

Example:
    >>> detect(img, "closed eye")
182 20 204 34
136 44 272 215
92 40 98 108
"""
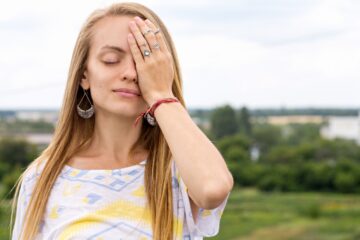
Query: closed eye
103 61 119 65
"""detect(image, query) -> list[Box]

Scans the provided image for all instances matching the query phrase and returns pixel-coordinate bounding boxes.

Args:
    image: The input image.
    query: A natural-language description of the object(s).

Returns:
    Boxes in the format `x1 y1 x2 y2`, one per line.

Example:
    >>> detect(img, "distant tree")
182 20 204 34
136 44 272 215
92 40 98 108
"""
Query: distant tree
216 134 251 156
0 138 37 168
334 159 360 193
215 134 252 186
210 104 238 139
0 137 38 199
265 145 299 164
257 172 283 192
284 123 321 145
1 166 23 199
237 107 252 137
334 172 357 193
252 124 282 156
0 119 54 134
236 163 265 187
301 163 335 191
257 165 299 192
225 146 250 164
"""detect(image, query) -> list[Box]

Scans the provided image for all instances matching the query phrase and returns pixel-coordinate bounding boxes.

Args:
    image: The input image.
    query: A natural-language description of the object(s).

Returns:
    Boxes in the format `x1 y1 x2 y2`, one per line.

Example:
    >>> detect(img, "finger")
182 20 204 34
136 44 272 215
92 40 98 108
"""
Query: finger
144 19 169 53
129 20 152 59
134 16 161 53
127 33 144 63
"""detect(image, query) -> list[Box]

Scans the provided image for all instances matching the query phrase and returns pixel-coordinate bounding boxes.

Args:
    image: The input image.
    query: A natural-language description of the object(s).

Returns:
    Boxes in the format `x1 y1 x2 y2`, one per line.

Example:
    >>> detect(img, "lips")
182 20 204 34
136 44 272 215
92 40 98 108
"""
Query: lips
113 88 141 96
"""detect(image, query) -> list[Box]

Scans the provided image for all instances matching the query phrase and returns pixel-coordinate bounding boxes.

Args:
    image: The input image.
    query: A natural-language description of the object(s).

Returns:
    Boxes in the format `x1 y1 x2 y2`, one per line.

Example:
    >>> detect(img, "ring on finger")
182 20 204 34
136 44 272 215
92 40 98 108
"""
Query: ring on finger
143 49 151 57
154 29 161 34
152 42 160 50
143 29 153 36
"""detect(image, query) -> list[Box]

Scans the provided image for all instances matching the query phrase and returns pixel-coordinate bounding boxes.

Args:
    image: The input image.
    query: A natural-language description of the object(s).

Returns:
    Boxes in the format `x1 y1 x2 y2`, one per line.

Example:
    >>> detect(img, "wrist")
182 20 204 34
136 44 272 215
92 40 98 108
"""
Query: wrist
142 96 180 127
134 94 179 128
146 93 176 106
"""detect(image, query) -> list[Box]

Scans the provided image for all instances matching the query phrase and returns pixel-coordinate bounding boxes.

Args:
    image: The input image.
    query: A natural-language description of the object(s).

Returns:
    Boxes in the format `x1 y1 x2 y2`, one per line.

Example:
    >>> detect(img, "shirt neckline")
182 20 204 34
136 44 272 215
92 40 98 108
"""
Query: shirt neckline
63 159 147 173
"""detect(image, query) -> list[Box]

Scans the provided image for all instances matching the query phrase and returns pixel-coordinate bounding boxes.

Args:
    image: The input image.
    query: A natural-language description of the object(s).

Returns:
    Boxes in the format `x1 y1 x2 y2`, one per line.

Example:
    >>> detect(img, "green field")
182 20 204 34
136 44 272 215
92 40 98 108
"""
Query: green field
212 188 360 240
1 188 360 239
0 198 12 240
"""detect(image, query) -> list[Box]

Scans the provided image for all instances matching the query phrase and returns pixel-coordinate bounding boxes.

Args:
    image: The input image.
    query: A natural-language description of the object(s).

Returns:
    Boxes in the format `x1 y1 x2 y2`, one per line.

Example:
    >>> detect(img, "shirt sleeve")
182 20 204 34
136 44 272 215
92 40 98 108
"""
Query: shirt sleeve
173 160 230 238
11 179 27 240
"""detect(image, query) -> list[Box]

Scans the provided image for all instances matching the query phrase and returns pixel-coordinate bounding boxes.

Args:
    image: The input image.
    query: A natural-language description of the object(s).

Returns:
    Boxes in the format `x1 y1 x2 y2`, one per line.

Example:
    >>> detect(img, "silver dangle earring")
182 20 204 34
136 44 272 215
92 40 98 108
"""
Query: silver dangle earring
77 88 95 118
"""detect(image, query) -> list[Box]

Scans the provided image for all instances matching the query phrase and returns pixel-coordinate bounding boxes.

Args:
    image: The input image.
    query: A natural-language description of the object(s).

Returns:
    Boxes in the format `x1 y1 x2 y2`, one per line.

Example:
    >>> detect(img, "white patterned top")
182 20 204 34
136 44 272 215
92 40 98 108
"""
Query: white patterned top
12 159 229 240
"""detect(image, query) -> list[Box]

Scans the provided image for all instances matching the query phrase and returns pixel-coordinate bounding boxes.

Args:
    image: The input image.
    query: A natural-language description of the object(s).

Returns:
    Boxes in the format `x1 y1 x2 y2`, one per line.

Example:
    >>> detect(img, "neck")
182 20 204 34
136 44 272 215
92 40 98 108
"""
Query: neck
85 110 147 164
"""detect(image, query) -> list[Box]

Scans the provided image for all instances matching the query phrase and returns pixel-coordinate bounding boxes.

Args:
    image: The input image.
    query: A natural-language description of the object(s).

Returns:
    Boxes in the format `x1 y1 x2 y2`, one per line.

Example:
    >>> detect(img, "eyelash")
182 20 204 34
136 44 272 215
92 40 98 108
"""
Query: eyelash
103 61 119 65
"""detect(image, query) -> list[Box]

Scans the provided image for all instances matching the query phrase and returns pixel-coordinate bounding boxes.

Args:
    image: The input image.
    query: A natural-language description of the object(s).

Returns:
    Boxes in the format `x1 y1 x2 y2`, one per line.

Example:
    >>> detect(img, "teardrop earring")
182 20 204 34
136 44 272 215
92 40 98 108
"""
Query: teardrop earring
77 88 95 119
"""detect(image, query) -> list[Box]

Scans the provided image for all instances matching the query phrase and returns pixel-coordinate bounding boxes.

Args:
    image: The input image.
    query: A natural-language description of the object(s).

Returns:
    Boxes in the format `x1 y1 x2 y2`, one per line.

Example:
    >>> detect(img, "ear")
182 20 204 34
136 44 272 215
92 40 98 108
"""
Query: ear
80 70 90 90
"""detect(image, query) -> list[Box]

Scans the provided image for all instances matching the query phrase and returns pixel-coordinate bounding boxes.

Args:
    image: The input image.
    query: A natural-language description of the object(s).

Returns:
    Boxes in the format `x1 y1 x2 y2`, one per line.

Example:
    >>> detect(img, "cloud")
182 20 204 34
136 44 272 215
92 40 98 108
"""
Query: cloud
0 0 359 109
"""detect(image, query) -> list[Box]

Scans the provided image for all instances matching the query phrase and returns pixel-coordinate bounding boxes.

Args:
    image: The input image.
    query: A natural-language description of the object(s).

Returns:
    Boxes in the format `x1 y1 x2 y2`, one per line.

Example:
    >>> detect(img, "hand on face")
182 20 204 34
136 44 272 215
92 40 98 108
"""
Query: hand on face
127 16 175 106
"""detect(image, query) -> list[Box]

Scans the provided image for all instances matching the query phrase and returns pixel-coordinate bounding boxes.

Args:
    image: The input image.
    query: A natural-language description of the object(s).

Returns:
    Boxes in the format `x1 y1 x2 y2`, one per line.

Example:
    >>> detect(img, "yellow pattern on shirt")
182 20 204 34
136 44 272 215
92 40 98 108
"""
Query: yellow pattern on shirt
58 198 184 239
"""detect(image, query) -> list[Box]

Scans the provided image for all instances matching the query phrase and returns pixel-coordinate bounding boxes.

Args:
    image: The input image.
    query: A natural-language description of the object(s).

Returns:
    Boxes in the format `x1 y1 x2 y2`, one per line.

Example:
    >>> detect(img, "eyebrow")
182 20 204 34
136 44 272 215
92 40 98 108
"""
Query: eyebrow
100 45 126 53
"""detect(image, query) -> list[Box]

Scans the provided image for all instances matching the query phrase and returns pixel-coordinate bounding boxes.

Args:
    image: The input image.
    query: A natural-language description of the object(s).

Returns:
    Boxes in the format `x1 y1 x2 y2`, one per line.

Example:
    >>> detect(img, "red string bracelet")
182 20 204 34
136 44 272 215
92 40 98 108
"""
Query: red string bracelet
133 97 179 127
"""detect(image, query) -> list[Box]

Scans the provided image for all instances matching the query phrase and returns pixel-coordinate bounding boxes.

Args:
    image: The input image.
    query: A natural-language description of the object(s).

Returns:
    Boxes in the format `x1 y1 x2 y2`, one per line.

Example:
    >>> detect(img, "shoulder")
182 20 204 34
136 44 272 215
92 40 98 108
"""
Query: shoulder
15 158 46 211
21 157 46 188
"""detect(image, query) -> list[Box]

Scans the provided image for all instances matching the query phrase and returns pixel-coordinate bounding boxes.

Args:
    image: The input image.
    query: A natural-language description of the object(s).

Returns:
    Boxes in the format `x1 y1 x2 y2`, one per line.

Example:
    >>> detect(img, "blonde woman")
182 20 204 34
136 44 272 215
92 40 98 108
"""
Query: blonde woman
10 2 233 239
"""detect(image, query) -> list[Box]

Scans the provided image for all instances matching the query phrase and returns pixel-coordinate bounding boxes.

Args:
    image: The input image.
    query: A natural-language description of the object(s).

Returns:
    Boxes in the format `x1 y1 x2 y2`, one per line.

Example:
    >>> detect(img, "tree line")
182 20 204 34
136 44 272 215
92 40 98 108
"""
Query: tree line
1 105 360 201
209 105 360 193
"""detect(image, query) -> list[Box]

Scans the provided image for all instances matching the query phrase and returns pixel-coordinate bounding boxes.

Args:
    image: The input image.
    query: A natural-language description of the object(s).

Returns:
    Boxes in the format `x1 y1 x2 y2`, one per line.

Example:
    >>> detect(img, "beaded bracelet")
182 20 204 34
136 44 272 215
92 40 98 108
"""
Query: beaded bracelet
133 97 179 127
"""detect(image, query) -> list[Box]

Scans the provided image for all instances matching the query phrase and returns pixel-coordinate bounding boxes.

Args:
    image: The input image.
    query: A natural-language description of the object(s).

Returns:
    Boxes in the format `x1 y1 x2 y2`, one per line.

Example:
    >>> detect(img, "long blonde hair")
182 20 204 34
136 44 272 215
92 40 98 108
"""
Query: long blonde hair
10 2 185 239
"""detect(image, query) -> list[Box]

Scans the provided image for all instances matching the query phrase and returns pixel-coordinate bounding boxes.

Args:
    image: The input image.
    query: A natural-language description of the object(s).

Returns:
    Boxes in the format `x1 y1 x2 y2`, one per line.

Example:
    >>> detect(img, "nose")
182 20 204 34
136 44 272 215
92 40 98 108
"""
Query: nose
122 57 138 83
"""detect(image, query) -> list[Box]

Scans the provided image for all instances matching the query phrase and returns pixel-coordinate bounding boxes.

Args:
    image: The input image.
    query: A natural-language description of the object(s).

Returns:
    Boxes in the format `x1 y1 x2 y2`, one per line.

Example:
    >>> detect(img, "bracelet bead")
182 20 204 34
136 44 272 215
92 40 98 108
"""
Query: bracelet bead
133 97 179 127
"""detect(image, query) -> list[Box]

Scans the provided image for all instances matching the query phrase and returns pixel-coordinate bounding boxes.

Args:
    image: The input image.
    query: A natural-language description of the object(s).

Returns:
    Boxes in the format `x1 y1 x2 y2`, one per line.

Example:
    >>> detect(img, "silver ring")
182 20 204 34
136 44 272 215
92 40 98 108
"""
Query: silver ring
143 29 152 36
143 49 151 57
154 29 161 35
152 43 160 49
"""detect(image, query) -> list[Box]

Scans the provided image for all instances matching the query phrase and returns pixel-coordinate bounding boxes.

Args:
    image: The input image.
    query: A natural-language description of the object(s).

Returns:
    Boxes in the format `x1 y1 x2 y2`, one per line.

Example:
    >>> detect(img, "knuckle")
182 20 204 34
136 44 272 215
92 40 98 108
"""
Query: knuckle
139 42 147 48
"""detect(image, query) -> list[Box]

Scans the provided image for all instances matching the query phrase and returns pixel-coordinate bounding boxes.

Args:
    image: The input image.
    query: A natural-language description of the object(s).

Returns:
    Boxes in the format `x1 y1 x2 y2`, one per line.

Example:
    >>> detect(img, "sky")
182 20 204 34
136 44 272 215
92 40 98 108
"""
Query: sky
0 0 359 110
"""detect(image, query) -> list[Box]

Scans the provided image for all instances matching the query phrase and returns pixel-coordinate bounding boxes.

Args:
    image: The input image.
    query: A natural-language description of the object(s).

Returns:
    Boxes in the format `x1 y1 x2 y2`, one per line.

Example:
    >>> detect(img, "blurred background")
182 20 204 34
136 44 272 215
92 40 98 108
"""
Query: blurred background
1 0 360 239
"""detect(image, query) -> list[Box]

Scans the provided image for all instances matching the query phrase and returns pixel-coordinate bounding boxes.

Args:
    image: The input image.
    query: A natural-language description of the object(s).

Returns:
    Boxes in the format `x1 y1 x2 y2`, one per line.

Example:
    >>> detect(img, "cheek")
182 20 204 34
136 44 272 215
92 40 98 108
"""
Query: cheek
87 63 111 92
89 74 105 91
94 81 105 89
87 73 109 103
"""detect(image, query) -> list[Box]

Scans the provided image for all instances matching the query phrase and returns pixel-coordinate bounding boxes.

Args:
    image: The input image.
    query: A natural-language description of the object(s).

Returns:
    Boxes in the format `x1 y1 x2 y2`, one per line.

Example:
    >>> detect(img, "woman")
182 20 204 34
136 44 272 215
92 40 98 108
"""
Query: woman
10 2 233 239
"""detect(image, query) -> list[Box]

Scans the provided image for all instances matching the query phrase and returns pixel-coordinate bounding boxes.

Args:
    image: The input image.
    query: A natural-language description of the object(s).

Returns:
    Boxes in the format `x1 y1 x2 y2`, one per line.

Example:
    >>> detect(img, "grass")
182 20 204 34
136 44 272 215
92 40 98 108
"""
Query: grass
1 188 360 239
210 188 360 240
0 198 13 240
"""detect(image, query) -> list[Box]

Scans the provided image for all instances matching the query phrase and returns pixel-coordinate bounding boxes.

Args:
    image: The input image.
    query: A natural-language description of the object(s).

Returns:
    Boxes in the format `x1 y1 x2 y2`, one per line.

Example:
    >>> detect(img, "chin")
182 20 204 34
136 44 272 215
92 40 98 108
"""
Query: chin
94 100 147 117
111 104 146 117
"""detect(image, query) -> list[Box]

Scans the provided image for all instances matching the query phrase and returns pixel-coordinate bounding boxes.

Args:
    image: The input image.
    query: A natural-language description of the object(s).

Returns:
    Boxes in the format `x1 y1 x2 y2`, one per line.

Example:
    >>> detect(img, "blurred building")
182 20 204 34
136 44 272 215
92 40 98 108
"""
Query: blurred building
266 115 324 125
15 110 58 124
23 133 53 146
320 112 360 144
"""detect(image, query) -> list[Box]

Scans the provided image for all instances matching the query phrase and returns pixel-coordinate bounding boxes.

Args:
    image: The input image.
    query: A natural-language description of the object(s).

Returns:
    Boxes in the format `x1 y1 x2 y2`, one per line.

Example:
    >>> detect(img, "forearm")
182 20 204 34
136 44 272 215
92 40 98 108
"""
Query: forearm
153 101 233 209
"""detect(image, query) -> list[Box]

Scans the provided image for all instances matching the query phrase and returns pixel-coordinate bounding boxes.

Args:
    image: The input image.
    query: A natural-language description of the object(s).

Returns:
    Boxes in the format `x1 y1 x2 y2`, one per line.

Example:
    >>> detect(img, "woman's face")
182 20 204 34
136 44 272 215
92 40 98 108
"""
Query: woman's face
81 15 148 118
